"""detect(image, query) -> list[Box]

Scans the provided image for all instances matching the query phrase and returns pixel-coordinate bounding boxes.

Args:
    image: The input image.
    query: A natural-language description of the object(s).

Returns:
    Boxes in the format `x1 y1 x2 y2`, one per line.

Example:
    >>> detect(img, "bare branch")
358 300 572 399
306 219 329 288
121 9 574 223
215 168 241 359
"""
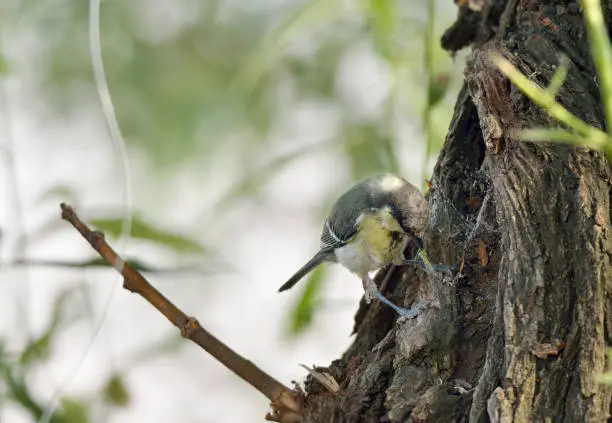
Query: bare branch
59 203 301 422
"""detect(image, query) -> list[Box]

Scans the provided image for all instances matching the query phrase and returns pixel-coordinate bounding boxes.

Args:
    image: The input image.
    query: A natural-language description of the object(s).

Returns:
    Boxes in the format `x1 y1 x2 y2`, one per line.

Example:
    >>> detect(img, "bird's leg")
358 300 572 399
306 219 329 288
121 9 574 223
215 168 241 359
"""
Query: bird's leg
374 292 435 319
362 274 435 319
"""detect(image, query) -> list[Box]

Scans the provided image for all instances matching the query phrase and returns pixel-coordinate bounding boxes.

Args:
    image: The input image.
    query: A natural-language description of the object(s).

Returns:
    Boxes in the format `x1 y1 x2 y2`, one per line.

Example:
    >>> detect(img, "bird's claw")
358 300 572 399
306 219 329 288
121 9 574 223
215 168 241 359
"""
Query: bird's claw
395 300 437 320
372 291 437 320
361 268 440 319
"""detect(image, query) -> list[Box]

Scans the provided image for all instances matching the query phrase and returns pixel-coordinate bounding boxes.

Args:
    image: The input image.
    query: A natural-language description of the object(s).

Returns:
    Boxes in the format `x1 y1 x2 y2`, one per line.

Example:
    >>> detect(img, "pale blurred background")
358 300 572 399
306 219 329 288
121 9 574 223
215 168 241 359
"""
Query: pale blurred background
0 1 465 422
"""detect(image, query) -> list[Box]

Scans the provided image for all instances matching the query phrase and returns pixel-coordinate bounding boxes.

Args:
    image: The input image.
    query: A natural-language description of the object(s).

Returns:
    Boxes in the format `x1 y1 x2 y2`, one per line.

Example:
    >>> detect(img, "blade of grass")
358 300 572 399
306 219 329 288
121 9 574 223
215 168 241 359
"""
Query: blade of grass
516 128 595 147
582 0 612 135
492 53 610 148
287 265 327 336
546 54 570 98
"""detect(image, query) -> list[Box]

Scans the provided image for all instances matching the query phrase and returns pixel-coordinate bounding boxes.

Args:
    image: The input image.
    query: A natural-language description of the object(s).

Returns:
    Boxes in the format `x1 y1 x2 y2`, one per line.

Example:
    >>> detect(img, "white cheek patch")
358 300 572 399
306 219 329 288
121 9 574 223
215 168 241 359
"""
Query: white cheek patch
379 206 402 231
378 174 404 192
355 212 367 226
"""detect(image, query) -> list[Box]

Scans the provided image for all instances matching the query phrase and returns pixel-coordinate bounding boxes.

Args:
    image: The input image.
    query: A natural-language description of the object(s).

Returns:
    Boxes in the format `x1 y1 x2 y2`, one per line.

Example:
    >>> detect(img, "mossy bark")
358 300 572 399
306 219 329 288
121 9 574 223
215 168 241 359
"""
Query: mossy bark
299 1 612 422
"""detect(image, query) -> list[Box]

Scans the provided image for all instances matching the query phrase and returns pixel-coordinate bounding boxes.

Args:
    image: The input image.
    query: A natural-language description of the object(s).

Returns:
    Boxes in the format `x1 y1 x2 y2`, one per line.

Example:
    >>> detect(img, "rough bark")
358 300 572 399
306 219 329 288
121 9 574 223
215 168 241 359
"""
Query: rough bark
300 1 612 422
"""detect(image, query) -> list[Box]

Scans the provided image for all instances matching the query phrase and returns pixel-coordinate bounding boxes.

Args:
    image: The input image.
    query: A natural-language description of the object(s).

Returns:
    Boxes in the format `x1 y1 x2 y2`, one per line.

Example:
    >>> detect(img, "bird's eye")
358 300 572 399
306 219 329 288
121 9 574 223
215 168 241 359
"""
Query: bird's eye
400 224 412 234
390 231 403 242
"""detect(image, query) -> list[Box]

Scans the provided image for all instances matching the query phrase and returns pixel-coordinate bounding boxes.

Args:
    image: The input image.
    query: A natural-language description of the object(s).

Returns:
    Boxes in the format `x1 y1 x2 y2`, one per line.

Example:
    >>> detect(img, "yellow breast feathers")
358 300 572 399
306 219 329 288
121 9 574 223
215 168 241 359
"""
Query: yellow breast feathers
357 208 407 264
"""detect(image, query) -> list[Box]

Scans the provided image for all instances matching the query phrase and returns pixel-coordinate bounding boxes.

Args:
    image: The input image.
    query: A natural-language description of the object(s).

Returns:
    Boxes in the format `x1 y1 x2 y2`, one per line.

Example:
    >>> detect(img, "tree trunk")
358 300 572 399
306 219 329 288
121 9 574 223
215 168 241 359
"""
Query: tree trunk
300 1 612 422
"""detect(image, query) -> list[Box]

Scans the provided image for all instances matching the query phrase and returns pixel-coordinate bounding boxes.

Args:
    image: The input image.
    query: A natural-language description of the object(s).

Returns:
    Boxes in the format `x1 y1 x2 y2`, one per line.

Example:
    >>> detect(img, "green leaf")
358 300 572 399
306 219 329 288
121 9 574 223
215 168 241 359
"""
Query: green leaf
428 73 450 107
102 374 130 407
366 0 401 62
0 55 8 75
216 141 332 210
19 330 54 367
19 289 74 366
91 214 206 255
60 398 90 423
0 359 52 422
343 124 398 180
287 265 327 335
237 0 343 92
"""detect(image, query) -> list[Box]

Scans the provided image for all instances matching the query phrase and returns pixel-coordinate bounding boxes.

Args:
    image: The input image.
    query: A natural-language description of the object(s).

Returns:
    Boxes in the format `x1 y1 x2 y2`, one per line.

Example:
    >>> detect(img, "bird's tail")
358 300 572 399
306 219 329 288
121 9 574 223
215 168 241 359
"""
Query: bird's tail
278 250 331 292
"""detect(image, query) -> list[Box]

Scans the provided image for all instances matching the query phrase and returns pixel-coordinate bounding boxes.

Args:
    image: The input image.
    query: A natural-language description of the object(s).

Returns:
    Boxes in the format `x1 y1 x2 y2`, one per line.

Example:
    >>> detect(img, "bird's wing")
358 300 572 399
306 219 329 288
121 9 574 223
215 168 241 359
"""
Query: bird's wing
320 178 380 250
320 215 358 250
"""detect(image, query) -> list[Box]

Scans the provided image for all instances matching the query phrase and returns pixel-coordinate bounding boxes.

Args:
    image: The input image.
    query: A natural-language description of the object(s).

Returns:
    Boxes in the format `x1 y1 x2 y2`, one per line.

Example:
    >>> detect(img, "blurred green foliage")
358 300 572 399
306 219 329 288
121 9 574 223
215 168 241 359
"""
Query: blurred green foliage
343 123 400 178
59 399 90 423
0 290 90 423
288 265 327 335
91 214 207 254
102 374 130 408
19 290 75 367
0 284 184 422
14 0 459 179
0 55 8 75
6 0 460 332
215 139 333 210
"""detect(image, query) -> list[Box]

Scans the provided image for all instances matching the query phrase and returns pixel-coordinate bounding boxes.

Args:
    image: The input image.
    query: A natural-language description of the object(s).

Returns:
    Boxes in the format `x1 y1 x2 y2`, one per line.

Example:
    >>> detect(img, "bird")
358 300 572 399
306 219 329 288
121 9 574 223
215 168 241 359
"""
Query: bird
277 173 435 318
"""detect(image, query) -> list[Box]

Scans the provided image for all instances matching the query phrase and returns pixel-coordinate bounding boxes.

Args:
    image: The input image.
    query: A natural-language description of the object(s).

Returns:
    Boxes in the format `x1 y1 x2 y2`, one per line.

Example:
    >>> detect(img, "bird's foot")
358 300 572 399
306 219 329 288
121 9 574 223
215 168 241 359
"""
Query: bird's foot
373 292 437 319
396 300 438 320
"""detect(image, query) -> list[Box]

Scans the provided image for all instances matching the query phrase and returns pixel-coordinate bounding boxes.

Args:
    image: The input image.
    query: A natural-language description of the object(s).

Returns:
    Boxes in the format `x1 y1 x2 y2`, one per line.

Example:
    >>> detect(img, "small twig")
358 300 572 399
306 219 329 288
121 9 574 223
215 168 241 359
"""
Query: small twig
421 0 436 186
299 364 340 394
59 203 301 422
8 258 217 274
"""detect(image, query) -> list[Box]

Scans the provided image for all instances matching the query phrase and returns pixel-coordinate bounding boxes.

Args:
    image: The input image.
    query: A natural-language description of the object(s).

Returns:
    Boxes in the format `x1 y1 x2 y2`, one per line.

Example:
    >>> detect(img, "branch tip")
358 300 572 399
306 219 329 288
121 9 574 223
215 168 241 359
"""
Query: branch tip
60 202 75 221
